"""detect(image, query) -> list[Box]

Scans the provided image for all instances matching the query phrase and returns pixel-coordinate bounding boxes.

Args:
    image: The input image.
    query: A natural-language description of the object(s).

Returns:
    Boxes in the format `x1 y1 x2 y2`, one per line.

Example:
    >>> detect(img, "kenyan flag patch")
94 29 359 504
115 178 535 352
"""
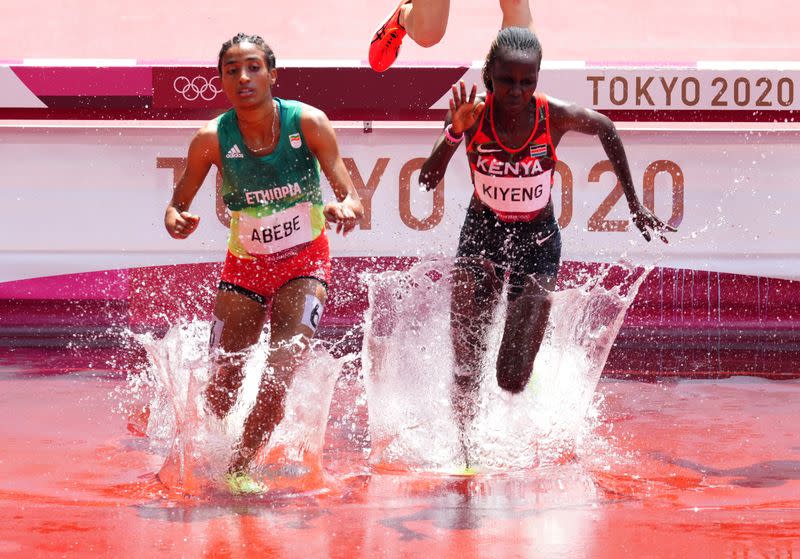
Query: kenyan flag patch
289 133 302 149
530 143 548 158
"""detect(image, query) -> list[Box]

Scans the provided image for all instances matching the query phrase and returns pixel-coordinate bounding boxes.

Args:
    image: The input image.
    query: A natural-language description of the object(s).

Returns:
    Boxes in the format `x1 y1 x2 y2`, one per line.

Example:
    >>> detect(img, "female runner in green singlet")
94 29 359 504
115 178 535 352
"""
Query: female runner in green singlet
164 33 364 492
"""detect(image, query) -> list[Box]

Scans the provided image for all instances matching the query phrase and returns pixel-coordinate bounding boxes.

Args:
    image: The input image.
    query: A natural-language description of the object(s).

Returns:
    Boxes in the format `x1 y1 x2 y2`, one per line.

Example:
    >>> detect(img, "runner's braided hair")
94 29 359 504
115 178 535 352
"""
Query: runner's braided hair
218 33 276 74
482 27 542 92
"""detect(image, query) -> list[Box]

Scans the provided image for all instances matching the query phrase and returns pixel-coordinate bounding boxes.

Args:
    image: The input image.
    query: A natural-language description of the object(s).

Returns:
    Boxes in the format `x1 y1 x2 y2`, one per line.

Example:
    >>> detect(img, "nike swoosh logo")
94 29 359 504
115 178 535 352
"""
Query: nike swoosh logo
535 231 556 246
476 145 502 154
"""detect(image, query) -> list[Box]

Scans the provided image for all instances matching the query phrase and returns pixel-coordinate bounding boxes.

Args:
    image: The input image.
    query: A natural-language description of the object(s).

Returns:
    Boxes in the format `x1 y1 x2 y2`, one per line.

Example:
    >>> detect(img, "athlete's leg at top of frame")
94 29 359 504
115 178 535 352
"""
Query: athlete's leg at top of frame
368 1 533 72
369 1 450 71
498 0 535 32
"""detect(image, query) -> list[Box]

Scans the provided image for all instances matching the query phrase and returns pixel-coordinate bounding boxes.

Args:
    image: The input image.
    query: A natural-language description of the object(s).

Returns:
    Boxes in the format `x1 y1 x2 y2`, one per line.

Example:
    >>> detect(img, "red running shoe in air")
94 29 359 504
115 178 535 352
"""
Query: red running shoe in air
369 0 409 72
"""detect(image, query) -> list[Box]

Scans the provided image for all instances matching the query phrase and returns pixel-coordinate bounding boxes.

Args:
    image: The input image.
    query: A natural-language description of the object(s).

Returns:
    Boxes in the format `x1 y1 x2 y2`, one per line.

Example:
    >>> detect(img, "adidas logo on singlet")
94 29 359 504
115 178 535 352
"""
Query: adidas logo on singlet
226 144 244 159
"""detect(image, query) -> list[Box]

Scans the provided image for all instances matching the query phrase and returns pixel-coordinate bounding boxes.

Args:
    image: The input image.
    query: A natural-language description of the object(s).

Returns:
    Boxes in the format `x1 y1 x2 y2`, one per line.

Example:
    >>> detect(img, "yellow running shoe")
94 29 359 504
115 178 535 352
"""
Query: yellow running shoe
225 472 268 495
452 465 479 476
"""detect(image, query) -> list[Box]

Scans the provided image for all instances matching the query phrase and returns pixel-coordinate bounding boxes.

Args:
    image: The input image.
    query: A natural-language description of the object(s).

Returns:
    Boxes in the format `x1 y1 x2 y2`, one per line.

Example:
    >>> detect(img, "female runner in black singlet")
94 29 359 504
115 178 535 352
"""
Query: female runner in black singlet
420 27 675 453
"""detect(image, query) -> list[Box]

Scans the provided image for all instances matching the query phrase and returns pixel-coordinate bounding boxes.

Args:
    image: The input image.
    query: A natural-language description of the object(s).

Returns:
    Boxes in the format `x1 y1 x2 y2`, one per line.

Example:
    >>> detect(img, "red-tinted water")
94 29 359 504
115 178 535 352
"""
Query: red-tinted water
1 348 798 557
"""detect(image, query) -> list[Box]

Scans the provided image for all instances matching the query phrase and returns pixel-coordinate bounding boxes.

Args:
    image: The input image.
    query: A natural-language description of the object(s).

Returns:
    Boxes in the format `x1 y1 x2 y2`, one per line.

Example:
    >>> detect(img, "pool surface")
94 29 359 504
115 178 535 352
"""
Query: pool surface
1 347 798 558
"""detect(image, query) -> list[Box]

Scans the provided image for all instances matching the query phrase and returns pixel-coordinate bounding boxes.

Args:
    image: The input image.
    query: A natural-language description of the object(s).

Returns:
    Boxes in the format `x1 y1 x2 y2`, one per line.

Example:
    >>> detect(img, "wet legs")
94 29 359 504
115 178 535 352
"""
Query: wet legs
495 277 553 393
449 262 501 463
204 279 326 474
228 278 326 473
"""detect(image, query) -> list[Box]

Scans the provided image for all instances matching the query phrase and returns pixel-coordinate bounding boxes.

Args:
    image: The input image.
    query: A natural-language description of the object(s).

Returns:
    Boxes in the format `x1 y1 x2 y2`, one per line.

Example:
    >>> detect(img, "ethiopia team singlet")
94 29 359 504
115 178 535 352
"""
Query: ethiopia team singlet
216 98 326 259
466 92 557 222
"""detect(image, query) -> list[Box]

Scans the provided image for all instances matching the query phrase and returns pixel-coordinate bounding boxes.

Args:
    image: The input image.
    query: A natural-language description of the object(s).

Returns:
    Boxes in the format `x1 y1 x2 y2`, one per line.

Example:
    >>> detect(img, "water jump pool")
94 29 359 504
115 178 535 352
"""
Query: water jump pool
1 344 798 557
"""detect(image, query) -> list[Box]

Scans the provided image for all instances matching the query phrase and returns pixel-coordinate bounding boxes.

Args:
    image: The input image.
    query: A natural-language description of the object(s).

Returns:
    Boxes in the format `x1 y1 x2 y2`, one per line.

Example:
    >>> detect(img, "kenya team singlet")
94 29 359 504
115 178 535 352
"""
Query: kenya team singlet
466 92 557 222
216 98 326 259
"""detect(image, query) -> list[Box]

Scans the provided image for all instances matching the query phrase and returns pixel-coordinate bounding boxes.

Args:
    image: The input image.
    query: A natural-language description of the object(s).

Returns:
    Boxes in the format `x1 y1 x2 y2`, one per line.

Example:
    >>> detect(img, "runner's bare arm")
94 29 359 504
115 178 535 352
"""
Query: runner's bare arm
420 82 485 191
164 124 218 239
549 98 677 243
301 107 364 235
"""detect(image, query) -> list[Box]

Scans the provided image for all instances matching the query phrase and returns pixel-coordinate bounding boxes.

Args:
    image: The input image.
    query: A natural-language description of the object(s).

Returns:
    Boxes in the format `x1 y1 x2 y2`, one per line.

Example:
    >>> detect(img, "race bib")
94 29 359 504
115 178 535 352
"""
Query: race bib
237 202 313 255
473 169 552 214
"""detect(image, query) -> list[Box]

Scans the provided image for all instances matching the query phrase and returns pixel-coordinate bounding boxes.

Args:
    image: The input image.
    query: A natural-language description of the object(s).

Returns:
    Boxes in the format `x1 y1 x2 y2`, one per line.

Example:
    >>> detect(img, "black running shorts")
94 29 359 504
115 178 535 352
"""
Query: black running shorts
455 200 562 285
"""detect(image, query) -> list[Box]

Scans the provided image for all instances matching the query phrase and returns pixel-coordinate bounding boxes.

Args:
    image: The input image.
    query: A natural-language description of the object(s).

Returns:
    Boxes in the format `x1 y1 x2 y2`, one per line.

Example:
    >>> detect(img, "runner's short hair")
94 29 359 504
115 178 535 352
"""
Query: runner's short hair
218 33 276 74
482 27 542 92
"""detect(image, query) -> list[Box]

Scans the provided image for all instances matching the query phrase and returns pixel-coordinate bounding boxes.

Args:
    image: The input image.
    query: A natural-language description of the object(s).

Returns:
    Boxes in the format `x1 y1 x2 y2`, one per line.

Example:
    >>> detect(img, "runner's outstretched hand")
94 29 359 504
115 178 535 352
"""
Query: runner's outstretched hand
324 195 363 236
165 206 200 239
629 202 677 243
450 81 485 134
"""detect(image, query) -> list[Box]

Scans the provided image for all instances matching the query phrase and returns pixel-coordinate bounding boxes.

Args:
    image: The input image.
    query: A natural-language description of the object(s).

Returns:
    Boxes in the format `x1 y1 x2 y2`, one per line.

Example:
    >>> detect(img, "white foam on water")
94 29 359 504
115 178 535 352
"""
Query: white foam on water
362 257 649 473
126 319 343 494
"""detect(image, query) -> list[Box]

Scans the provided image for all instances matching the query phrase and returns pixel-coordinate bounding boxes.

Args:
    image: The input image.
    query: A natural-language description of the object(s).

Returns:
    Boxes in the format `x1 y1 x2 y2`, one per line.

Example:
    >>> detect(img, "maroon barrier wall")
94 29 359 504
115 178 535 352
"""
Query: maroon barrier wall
1 260 797 376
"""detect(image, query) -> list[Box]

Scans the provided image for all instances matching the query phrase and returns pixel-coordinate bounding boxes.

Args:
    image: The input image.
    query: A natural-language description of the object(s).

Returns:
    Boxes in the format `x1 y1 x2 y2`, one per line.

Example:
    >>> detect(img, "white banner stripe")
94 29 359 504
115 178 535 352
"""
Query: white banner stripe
0 125 798 281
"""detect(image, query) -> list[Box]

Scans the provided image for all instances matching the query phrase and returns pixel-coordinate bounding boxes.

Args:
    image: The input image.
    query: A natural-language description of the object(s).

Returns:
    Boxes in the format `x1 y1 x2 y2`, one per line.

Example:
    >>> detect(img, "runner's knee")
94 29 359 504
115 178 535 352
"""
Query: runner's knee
496 327 538 393
409 20 447 47
496 364 529 394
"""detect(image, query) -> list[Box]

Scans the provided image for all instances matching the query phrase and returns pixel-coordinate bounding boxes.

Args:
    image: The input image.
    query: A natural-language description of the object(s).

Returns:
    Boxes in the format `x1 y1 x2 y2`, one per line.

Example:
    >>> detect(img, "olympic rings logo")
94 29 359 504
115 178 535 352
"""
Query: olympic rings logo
173 75 222 101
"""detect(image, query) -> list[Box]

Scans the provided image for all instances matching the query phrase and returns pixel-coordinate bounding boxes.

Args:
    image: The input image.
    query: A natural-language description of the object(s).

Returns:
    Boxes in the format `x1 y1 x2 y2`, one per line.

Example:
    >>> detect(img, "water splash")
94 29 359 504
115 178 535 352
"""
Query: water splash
362 257 650 473
125 319 344 496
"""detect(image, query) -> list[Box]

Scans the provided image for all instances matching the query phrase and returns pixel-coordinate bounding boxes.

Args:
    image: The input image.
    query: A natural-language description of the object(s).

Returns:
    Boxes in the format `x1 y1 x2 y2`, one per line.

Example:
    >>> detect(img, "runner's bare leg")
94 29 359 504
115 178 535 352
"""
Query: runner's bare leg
450 261 501 466
498 0 535 31
228 278 327 473
495 274 554 393
206 290 267 418
401 0 451 47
